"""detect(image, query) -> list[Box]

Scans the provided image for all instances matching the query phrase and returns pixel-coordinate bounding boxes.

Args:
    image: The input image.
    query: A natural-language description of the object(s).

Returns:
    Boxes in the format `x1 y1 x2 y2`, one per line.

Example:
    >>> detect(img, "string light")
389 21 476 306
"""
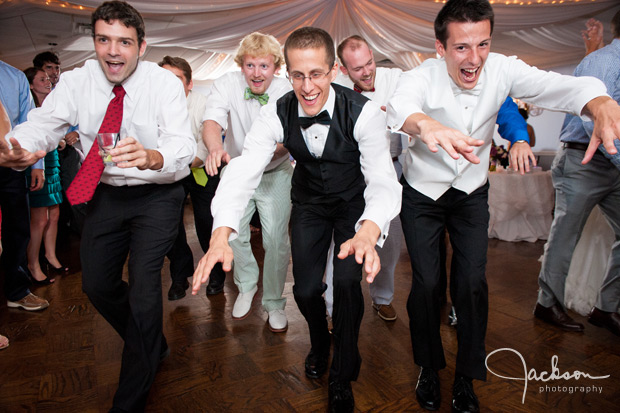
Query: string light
435 0 596 4
40 0 95 12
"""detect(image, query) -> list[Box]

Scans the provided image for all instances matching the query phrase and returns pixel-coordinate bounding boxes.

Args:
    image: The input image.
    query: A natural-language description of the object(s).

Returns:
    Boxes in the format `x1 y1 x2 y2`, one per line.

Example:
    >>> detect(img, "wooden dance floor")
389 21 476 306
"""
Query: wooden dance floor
1 204 618 412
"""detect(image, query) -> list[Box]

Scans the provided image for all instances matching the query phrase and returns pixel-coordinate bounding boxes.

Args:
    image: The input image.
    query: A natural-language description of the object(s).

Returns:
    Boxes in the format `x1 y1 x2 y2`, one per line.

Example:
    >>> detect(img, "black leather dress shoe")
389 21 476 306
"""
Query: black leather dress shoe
588 307 620 336
452 376 479 413
304 349 329 379
168 279 189 301
534 303 584 332
328 380 354 413
416 367 441 411
206 282 224 295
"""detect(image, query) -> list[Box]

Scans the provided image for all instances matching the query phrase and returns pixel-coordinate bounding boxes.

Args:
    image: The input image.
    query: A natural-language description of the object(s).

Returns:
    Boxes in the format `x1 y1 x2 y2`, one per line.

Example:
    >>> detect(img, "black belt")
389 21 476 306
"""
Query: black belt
392 156 399 162
563 142 589 151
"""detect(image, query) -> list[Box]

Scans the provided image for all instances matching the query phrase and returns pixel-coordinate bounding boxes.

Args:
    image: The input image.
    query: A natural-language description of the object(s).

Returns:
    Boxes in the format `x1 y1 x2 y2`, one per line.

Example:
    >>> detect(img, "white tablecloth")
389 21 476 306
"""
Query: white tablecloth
488 170 554 242
564 206 615 316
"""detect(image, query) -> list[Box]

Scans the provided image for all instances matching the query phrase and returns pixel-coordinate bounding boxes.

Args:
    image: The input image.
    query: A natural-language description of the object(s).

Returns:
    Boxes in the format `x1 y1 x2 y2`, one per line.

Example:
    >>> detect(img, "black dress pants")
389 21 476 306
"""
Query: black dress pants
290 193 365 382
400 178 489 380
81 182 184 412
167 173 224 286
0 168 32 302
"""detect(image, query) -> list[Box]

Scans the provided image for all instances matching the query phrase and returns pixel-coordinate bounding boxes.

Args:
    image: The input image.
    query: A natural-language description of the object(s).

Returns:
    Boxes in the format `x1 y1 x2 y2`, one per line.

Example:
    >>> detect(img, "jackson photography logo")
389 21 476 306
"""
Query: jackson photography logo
485 348 610 404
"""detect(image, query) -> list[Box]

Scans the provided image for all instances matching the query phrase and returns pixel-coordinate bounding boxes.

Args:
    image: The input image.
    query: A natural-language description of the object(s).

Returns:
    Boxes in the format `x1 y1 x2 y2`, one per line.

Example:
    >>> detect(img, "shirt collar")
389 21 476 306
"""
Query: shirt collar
297 85 335 118
93 59 143 101
449 70 484 97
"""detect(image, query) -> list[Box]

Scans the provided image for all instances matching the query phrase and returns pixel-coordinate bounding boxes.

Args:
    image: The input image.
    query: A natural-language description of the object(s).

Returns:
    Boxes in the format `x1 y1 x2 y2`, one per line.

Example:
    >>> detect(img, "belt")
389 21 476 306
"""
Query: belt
392 156 399 162
563 142 589 151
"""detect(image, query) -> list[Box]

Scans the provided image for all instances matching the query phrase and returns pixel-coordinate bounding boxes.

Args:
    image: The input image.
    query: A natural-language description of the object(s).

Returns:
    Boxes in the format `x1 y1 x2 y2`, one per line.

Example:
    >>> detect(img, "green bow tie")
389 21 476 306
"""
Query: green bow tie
244 87 269 105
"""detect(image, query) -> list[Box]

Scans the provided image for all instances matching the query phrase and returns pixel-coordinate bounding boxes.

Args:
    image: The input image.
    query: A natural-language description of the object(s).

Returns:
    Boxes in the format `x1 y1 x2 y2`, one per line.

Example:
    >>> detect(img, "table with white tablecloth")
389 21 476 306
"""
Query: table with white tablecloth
488 170 554 242
564 206 615 316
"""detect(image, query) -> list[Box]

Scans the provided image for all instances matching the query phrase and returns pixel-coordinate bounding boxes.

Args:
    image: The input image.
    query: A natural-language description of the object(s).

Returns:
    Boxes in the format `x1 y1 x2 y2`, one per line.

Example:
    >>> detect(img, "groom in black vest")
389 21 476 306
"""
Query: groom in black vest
192 27 401 412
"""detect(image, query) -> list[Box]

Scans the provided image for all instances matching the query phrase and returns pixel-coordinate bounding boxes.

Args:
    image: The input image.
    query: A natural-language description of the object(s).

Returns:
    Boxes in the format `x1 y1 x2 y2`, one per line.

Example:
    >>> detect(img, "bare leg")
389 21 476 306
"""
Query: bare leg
43 205 63 268
27 206 53 282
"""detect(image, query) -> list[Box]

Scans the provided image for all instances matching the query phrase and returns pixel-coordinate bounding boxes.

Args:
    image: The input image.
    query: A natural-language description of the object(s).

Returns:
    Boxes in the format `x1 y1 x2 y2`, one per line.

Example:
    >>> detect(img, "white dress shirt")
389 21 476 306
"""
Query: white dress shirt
12 60 196 186
387 53 608 201
212 86 401 245
335 67 404 158
202 71 292 171
186 90 209 163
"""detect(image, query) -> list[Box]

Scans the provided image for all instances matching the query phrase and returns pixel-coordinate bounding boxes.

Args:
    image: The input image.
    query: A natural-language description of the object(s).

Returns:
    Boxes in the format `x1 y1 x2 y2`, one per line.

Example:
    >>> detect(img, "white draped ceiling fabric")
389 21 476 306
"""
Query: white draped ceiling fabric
1 0 619 85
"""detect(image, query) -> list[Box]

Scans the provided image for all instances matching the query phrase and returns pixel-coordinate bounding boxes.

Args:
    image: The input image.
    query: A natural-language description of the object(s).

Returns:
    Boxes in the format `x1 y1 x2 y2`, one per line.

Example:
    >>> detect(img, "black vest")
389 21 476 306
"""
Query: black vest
277 83 368 204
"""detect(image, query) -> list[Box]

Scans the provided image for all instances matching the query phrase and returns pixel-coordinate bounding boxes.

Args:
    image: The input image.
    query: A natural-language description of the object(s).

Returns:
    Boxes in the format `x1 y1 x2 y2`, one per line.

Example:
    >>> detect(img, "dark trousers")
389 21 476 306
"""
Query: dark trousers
167 173 224 285
0 168 32 302
81 182 184 412
290 194 365 382
400 178 489 380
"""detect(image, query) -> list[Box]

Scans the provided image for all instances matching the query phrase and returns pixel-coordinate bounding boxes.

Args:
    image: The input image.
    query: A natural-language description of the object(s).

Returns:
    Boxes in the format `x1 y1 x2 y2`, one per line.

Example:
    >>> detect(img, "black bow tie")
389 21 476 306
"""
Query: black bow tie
299 110 331 129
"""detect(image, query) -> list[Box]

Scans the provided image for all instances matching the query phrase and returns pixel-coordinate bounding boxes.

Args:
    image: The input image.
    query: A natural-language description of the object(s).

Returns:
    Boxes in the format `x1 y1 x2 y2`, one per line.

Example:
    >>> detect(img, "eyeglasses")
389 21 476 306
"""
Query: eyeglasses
287 71 330 85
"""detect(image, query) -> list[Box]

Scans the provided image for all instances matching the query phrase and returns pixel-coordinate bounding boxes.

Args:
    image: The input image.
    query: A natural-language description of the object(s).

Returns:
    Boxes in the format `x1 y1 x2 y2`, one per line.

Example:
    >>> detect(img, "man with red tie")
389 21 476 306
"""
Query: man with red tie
0 1 195 411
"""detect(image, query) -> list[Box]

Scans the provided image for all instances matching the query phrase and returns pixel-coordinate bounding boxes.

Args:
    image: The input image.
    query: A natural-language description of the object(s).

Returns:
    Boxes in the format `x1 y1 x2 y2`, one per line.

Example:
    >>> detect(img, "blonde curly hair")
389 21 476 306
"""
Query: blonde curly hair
234 32 284 69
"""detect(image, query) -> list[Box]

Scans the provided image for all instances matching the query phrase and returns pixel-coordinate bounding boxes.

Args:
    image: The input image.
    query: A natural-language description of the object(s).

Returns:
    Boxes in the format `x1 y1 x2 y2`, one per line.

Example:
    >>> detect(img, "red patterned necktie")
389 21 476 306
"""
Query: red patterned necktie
66 85 126 205
353 84 375 93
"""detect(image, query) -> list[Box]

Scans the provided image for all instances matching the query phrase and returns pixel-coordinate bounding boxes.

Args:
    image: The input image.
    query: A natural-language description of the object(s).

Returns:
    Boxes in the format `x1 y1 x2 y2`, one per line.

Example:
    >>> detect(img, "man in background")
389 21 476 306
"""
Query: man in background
159 55 225 300
201 32 293 332
536 10 620 337
0 59 49 312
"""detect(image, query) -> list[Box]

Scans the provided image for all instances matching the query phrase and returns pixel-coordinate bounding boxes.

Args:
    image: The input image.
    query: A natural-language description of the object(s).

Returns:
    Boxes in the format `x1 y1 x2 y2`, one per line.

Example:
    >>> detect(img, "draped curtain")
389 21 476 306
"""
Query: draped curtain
1 0 618 82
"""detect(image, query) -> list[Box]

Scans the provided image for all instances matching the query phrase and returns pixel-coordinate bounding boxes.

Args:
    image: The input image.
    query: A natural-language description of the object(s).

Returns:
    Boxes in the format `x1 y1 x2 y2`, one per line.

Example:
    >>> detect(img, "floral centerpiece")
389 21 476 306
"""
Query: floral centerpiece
489 143 509 171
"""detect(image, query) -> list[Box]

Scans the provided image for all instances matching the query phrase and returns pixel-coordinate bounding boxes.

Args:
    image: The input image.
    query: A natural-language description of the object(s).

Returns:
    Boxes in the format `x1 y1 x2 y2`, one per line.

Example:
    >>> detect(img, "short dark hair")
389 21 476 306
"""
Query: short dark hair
518 107 528 121
91 1 145 46
612 10 620 39
158 56 192 84
284 27 335 69
435 0 494 47
33 51 60 68
337 35 369 68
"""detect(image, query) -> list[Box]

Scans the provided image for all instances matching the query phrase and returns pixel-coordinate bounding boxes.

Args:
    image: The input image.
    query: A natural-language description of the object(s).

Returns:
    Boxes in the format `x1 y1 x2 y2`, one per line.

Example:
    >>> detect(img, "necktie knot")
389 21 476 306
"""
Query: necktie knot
299 110 331 129
244 87 269 105
113 85 126 99
353 84 375 93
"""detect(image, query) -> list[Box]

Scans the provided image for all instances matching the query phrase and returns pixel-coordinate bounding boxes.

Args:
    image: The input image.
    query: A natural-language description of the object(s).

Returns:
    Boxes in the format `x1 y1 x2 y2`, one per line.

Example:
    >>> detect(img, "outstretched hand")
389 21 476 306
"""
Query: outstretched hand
417 116 484 164
192 227 234 295
0 137 46 169
337 221 382 283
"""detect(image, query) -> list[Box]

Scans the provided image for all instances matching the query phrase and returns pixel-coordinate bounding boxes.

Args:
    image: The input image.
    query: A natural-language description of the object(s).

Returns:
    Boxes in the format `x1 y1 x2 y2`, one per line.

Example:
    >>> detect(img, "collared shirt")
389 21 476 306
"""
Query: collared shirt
0 60 34 128
387 52 608 201
335 67 404 158
560 38 620 145
0 60 43 170
186 90 209 163
211 85 401 245
11 60 196 186
202 71 292 171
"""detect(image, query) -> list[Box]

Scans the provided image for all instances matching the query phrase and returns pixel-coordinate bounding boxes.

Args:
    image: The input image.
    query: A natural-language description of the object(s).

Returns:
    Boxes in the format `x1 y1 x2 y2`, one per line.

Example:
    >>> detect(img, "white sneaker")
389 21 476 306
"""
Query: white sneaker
268 309 288 333
232 286 258 319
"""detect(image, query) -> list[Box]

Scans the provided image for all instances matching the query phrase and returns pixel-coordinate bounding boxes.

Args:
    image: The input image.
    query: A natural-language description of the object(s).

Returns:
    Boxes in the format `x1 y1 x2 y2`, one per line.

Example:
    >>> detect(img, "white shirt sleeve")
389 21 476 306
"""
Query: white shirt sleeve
211 102 283 239
386 68 427 134
202 75 232 130
354 101 402 245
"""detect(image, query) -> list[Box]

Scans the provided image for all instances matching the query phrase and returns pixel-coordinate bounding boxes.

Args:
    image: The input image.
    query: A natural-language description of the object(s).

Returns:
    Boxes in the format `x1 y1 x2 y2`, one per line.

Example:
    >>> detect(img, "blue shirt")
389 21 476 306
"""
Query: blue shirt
0 60 34 128
496 96 529 144
0 60 42 169
560 38 620 150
